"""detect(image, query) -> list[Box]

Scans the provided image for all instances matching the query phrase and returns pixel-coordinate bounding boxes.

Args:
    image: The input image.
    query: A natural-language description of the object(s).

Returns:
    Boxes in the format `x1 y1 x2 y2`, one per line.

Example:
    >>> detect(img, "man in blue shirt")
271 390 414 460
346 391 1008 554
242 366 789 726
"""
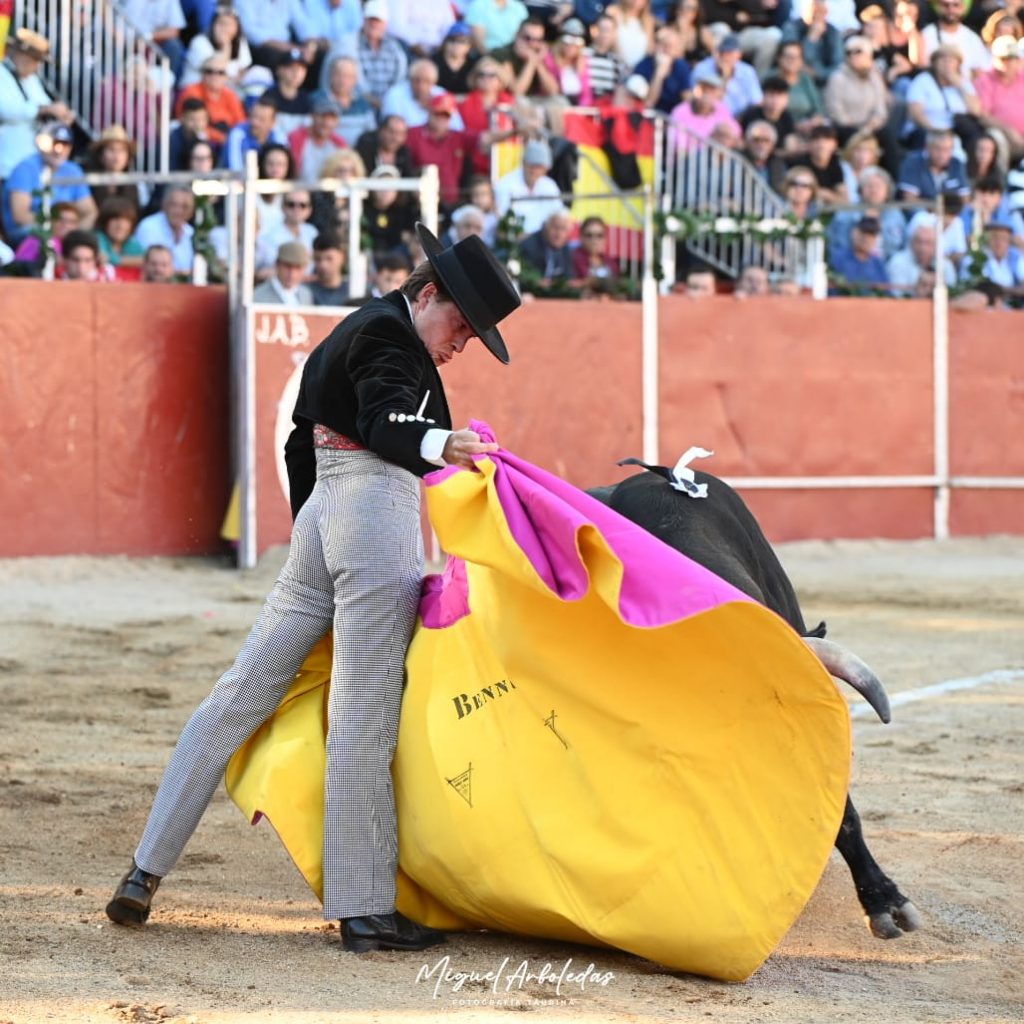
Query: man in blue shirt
692 34 762 119
234 0 318 69
829 215 889 294
632 25 691 116
2 124 96 244
222 96 288 170
898 129 971 203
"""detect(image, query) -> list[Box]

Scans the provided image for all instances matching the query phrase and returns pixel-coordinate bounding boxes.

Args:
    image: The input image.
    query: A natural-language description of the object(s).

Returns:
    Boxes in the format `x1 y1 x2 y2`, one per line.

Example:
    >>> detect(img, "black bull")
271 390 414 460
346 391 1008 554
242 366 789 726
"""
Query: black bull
588 464 922 939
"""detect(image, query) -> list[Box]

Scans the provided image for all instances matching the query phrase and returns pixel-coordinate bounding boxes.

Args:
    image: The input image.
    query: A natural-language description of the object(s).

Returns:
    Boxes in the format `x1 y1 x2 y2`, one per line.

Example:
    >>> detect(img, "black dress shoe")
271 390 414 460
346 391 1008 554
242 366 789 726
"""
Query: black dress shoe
340 911 446 953
105 860 161 927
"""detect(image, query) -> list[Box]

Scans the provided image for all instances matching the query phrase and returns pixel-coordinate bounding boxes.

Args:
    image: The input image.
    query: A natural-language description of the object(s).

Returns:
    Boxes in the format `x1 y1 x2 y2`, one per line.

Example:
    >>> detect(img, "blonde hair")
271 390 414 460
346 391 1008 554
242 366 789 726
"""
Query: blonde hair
841 129 881 165
320 149 367 180
470 56 510 89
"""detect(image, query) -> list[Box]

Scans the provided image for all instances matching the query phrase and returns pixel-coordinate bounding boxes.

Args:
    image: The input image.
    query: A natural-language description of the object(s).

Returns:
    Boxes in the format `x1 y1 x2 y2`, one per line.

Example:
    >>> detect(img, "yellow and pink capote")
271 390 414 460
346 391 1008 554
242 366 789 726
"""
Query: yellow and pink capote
226 423 851 980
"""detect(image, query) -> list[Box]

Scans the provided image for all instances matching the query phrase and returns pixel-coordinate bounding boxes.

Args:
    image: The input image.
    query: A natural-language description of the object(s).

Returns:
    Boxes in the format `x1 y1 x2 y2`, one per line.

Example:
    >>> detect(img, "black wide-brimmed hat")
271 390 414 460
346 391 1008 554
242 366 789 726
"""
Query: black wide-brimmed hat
415 222 521 364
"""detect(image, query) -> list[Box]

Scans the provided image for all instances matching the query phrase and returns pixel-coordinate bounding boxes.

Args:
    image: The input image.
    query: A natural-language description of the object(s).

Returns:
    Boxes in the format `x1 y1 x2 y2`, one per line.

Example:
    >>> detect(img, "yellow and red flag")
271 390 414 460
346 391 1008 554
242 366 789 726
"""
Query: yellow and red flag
226 427 851 980
0 2 13 61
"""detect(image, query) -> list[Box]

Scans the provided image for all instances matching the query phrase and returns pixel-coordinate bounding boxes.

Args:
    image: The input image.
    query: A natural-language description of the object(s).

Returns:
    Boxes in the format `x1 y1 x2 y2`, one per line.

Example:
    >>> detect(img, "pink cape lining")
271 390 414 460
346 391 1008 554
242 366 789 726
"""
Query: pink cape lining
420 420 752 630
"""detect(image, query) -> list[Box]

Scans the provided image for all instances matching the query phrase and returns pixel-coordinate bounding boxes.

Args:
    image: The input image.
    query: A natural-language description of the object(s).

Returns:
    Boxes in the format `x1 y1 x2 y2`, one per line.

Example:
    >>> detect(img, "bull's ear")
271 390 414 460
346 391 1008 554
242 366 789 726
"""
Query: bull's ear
617 457 674 482
804 621 828 639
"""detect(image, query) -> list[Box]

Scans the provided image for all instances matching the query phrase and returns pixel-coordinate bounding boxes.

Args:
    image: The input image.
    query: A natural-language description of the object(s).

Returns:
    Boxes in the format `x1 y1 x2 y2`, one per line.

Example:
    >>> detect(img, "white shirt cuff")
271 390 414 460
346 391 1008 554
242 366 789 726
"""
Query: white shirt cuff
420 428 452 467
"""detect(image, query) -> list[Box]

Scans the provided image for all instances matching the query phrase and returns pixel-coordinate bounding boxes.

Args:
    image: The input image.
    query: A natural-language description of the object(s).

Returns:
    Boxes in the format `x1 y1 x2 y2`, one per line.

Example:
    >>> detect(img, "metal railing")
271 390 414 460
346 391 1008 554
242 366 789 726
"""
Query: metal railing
657 120 799 282
488 104 800 284
15 0 171 173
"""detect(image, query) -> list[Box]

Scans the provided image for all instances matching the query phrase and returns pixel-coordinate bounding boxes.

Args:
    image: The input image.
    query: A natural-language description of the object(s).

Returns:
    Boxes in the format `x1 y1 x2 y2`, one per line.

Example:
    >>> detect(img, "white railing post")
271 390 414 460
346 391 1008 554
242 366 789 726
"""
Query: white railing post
933 194 951 540
346 185 367 299
642 186 659 466
238 150 259 570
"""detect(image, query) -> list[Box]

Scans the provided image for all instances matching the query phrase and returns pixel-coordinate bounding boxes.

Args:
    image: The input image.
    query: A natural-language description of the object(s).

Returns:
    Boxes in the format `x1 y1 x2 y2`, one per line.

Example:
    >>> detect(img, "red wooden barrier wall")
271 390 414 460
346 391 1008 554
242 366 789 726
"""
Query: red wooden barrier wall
1 280 230 556
2 280 1021 557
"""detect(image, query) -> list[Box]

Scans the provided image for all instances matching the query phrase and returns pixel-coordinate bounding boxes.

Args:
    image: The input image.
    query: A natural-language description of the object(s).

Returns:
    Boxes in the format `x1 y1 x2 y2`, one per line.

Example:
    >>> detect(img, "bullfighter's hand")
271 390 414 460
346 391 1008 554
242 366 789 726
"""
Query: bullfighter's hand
443 429 499 469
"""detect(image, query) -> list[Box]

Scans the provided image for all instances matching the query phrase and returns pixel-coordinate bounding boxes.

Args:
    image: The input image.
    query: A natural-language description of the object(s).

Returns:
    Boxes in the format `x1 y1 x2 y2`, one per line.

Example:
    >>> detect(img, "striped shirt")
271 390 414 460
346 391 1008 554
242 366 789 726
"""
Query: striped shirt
586 47 626 99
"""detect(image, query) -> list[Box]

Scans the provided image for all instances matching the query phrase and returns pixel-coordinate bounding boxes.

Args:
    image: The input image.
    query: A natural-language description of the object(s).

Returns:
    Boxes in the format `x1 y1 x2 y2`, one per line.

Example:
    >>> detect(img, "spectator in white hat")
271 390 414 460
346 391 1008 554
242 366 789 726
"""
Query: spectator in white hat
322 1 408 111
0 29 74 180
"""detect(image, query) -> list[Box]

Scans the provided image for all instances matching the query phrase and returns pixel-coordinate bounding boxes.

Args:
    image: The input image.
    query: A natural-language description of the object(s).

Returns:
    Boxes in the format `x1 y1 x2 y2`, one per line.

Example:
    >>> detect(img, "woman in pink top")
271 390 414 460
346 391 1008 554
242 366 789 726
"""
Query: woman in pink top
543 18 594 107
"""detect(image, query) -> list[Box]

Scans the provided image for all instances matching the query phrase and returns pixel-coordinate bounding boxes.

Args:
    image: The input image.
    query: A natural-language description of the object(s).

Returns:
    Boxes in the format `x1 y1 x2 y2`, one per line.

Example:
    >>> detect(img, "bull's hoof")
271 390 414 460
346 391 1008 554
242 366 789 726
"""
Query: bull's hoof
867 912 903 939
893 900 922 932
867 899 922 939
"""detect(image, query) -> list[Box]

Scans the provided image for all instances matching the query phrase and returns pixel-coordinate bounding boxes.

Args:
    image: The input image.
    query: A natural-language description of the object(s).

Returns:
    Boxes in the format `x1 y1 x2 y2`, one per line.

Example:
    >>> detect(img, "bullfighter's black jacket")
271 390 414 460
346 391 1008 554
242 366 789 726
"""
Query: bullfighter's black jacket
284 291 453 518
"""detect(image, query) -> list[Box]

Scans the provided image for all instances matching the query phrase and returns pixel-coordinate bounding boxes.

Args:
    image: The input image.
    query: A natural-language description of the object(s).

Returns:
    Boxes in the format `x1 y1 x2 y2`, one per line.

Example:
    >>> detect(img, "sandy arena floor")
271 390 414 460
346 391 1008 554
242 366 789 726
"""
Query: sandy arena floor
1 537 1022 1024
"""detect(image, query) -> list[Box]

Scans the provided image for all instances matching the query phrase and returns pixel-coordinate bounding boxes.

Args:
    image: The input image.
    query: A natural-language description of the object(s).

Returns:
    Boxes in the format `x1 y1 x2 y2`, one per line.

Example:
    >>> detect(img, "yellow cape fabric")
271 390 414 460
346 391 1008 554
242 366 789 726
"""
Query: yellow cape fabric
226 458 851 980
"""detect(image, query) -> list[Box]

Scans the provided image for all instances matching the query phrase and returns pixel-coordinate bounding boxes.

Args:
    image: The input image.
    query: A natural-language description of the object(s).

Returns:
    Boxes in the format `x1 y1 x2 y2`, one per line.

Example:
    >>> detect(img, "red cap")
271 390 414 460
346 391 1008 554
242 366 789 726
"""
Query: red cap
430 92 458 115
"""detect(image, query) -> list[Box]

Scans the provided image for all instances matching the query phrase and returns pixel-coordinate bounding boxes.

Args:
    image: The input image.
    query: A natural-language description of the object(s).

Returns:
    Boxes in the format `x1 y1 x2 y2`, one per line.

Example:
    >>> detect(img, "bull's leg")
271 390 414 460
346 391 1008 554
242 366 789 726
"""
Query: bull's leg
835 796 923 938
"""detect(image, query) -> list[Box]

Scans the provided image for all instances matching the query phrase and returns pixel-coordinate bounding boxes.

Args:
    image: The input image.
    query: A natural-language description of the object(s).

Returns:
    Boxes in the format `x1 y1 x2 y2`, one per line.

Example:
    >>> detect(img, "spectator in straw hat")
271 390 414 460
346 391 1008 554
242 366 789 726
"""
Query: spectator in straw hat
0 28 74 181
494 137 565 235
254 240 314 304
86 125 144 213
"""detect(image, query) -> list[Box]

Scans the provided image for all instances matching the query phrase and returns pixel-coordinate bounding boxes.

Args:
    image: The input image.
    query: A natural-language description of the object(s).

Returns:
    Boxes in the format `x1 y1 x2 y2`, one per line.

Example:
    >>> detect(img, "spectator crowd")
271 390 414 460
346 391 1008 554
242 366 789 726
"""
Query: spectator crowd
1 0 1022 306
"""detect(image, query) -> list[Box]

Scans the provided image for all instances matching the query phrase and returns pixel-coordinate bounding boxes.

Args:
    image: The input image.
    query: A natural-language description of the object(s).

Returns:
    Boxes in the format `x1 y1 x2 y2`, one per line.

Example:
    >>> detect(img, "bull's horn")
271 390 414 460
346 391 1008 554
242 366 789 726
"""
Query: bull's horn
803 637 892 724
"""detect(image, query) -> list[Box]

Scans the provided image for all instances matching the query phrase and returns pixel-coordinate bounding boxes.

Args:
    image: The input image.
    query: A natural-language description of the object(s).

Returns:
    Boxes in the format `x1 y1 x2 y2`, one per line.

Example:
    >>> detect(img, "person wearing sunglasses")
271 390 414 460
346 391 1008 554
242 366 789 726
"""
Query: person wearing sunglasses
174 54 246 146
569 215 620 294
460 56 518 176
256 189 318 280
491 16 561 99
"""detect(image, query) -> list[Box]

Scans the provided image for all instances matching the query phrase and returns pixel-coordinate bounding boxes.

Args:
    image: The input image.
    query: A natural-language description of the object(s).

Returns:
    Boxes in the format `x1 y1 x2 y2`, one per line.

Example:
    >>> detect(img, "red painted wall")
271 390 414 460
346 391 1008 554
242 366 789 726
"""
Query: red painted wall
1 280 231 557
2 283 1021 556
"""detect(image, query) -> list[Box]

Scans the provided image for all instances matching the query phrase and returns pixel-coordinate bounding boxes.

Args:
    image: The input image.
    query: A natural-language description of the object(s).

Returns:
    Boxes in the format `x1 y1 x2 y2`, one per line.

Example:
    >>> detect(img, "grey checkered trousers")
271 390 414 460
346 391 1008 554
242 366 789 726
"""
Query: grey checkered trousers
134 448 424 919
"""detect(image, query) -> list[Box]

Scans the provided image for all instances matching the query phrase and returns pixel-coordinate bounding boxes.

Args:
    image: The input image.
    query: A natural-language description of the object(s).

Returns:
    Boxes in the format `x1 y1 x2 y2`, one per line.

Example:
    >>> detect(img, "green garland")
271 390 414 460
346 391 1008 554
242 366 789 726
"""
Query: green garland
656 209 830 244
191 193 225 283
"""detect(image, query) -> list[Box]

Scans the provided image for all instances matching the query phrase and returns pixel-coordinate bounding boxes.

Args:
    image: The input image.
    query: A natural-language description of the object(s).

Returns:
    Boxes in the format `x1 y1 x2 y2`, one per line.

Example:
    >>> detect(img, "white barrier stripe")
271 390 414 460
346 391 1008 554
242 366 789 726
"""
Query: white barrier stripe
851 668 1024 719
